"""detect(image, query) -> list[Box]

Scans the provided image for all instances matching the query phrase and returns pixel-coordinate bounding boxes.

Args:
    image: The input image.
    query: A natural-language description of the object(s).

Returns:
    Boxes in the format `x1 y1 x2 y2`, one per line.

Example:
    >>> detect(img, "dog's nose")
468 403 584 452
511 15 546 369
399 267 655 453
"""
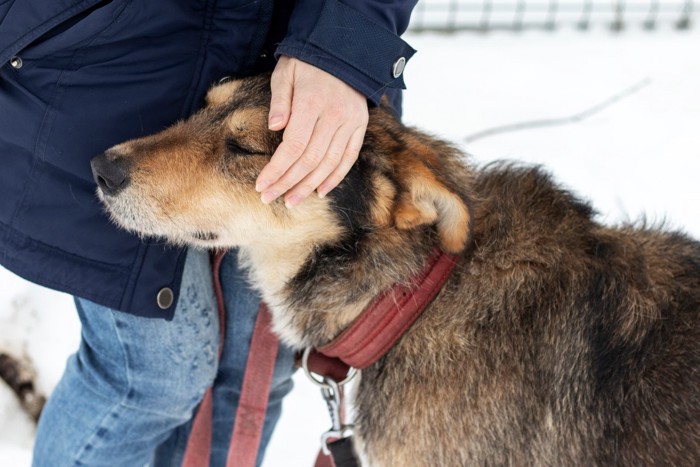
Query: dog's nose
90 152 131 196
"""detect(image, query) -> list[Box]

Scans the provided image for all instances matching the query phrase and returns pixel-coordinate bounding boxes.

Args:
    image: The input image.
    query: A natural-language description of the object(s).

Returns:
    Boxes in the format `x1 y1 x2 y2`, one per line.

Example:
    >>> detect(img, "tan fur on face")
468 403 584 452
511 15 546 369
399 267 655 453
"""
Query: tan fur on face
111 144 341 252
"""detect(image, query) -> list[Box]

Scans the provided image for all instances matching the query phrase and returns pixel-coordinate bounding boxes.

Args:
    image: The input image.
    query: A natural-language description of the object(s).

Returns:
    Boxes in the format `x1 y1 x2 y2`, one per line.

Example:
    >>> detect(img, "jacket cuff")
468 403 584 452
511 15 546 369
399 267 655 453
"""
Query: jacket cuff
275 0 416 105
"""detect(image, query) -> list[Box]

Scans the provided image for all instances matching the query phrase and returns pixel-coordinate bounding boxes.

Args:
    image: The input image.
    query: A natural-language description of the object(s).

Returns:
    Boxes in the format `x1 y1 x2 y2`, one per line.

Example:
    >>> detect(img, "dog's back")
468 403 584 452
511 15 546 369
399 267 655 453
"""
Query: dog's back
355 164 700 466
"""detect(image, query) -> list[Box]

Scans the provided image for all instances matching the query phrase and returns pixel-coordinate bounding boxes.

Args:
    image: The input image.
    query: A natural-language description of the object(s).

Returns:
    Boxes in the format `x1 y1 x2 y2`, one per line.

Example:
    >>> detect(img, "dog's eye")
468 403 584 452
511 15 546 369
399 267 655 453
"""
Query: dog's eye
226 137 256 156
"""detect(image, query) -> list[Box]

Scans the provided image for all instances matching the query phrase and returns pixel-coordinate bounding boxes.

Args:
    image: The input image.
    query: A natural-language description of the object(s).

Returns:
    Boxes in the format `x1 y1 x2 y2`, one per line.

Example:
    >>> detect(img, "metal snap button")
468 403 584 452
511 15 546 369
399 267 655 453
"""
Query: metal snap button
9 56 23 70
157 287 174 309
392 57 406 79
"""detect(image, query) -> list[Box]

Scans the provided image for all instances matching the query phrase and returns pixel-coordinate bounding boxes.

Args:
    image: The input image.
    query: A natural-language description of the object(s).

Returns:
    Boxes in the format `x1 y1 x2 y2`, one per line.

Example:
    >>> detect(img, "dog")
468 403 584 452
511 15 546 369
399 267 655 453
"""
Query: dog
91 75 700 466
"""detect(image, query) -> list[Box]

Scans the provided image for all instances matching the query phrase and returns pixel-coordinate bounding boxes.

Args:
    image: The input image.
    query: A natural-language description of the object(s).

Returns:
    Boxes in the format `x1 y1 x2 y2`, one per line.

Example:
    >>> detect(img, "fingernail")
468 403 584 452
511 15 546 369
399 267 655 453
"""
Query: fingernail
261 190 278 204
268 113 284 129
285 195 302 208
256 180 271 192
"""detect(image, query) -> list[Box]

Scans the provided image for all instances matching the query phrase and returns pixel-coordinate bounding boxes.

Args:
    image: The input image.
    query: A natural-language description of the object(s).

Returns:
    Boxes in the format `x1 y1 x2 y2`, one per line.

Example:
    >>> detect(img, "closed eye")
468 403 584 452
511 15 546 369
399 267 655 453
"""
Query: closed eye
226 137 256 155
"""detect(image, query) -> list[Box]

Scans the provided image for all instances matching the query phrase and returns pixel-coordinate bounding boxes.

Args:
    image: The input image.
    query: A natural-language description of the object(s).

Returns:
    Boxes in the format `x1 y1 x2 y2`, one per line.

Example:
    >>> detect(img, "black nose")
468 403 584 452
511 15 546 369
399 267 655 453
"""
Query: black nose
91 152 131 196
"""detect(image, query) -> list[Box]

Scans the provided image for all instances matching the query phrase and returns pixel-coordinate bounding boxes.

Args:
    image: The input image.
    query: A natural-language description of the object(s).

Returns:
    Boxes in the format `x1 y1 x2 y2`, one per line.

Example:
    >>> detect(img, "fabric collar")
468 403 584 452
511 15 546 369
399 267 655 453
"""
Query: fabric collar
308 248 459 377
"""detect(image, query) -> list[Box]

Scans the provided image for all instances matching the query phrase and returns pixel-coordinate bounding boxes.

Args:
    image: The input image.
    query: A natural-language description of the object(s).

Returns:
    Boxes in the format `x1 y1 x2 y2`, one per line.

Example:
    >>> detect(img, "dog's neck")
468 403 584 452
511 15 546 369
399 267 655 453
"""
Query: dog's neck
235 112 474 349
238 241 358 348
239 228 437 349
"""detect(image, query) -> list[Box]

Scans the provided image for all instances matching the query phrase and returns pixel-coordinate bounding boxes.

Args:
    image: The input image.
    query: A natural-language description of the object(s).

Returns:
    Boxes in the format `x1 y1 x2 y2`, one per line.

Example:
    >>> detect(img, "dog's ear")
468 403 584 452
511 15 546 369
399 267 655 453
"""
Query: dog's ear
394 159 471 253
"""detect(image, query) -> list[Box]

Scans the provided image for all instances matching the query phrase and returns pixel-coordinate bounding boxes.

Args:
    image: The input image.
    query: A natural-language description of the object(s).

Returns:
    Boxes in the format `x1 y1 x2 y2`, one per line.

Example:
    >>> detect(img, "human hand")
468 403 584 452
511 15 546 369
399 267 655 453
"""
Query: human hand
256 56 369 207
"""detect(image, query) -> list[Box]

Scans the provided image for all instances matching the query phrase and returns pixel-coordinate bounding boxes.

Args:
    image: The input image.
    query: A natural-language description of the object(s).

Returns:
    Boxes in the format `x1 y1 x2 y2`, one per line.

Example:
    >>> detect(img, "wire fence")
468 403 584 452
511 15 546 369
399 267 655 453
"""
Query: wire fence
409 0 696 32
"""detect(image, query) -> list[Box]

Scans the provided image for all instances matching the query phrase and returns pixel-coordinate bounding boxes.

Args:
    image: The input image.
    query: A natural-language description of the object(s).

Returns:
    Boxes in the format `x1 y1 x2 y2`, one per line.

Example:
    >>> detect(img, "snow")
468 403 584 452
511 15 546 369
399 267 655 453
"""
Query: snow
2 26 700 466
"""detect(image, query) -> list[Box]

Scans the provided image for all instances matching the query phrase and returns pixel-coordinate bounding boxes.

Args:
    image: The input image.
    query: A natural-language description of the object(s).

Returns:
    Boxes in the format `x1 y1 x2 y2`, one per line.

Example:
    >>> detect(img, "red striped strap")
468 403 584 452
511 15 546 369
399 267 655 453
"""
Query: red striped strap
182 389 215 466
183 252 279 467
226 303 279 466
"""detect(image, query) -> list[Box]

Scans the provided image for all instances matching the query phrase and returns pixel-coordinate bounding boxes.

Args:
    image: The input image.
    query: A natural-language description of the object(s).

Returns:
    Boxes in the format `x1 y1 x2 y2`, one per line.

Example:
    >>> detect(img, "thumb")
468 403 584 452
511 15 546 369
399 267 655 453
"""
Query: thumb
268 58 295 130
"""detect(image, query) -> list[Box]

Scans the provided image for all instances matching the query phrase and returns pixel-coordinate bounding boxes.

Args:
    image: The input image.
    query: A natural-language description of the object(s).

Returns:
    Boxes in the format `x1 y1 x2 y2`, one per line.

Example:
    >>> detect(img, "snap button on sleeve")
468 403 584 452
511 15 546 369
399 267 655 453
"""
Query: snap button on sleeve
392 57 406 79
157 287 174 309
9 56 23 70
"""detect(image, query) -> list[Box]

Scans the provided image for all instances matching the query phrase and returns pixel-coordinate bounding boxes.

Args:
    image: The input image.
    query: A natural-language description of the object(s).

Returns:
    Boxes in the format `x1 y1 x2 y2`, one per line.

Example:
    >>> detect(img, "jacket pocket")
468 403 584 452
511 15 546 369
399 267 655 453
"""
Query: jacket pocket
17 0 128 60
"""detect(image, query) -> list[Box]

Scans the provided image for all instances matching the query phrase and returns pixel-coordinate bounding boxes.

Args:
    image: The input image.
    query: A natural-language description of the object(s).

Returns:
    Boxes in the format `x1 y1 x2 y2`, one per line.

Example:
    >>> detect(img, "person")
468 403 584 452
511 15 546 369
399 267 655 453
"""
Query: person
0 0 416 465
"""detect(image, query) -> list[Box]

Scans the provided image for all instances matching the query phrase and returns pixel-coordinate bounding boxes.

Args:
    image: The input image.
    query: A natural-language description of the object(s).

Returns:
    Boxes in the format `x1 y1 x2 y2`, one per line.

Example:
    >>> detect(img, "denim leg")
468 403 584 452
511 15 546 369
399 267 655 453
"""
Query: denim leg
33 249 220 467
153 249 296 467
33 248 296 467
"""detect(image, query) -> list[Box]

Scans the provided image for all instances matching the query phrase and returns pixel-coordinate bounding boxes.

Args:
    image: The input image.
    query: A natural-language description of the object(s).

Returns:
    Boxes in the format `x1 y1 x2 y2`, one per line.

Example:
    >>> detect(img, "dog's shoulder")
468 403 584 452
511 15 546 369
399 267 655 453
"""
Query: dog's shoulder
468 162 597 272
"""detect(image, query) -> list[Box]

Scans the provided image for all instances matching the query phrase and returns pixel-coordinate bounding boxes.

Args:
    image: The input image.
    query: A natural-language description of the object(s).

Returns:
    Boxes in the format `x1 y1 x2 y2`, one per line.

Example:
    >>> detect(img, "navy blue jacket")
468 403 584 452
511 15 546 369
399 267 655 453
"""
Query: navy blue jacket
0 0 417 318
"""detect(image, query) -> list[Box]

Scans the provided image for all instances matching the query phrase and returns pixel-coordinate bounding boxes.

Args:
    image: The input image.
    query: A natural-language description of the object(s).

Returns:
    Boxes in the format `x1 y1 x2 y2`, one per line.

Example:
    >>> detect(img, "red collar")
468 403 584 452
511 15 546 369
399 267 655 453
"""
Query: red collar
306 248 459 380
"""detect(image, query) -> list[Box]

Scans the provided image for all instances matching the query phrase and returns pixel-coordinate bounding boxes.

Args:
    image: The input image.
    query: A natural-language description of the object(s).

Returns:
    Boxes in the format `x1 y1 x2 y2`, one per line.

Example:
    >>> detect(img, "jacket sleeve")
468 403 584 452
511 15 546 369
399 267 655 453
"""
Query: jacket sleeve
274 0 418 105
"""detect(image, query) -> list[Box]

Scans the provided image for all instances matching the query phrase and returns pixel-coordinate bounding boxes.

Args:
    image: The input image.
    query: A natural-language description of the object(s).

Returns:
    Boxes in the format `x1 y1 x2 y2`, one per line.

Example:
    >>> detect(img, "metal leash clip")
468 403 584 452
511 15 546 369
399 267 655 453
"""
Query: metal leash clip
301 348 357 455
319 377 354 455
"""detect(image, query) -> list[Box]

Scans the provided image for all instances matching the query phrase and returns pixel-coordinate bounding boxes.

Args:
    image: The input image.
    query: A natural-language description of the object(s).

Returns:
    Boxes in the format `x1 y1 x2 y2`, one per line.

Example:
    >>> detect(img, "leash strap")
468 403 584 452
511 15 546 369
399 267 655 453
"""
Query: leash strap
183 251 279 467
327 438 361 467
226 303 279 466
182 389 215 466
315 438 361 467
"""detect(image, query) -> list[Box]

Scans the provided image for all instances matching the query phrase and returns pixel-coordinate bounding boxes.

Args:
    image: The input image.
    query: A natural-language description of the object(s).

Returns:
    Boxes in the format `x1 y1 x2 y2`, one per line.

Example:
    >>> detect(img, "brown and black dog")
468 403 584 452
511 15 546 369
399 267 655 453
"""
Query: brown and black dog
91 75 700 466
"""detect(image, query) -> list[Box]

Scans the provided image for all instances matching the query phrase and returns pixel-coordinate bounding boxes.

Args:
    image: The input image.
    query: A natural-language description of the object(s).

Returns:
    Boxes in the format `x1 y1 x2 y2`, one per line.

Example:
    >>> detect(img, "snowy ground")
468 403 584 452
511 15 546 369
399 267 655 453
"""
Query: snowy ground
2 25 699 467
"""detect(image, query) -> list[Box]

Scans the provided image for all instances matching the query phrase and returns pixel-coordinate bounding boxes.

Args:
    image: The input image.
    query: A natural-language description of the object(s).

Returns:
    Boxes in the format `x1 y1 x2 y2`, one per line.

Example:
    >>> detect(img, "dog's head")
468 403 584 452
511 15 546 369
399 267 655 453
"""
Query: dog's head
92 75 473 254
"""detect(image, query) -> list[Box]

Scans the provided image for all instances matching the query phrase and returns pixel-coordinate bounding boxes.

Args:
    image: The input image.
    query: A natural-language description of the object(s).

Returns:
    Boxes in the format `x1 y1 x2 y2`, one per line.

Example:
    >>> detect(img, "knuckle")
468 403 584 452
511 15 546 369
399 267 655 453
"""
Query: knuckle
301 149 325 169
324 149 343 165
306 95 325 112
269 95 287 108
283 138 307 156
326 105 347 121
345 144 362 159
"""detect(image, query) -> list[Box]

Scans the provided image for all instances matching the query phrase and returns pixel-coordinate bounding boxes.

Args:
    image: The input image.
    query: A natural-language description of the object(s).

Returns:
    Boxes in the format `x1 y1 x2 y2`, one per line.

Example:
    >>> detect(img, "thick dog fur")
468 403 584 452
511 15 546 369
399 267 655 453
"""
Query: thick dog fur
95 75 700 466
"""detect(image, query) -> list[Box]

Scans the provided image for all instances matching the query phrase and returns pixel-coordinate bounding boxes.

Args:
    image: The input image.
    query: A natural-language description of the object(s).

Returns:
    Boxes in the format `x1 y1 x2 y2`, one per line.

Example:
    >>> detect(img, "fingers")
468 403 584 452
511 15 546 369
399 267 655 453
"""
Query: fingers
282 123 363 207
258 114 330 204
317 126 365 198
259 115 365 207
256 57 369 207
268 57 294 131
255 99 322 198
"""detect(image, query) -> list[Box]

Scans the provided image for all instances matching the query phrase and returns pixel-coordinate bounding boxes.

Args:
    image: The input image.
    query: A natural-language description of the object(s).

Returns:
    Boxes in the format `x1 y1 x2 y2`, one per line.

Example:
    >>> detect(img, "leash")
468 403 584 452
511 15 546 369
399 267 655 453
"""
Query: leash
183 248 458 466
183 251 279 467
301 349 358 467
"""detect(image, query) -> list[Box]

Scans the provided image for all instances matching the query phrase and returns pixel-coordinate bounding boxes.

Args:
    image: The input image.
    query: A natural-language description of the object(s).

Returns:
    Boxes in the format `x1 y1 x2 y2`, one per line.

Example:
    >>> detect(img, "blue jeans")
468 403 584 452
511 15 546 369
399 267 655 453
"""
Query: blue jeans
32 249 296 466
